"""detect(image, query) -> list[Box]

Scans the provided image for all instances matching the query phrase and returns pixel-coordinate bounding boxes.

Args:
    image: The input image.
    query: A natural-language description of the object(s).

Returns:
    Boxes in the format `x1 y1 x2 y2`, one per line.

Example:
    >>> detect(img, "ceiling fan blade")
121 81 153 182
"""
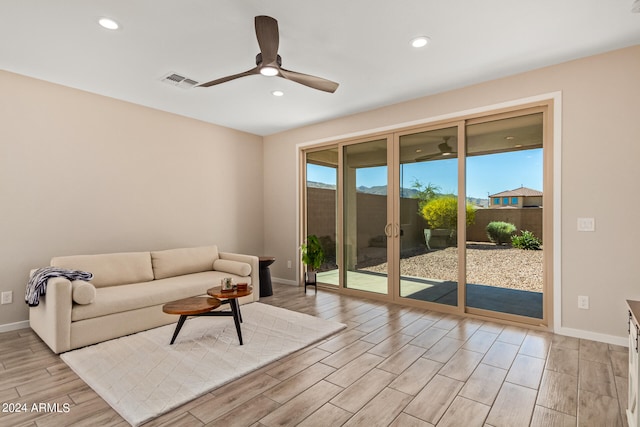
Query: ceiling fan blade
415 146 457 162
415 150 458 161
255 16 279 65
279 68 339 93
438 142 453 152
415 153 438 162
198 67 260 87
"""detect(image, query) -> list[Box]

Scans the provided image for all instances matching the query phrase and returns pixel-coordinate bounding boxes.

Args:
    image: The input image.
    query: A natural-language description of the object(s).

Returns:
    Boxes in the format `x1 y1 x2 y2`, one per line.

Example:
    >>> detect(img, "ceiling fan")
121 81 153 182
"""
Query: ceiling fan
415 136 456 161
198 16 339 93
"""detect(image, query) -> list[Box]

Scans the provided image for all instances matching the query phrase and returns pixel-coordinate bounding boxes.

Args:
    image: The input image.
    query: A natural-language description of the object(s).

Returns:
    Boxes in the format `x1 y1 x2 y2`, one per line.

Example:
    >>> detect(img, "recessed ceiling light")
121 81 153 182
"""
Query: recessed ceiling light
98 17 119 30
505 136 515 140
260 66 278 77
410 36 430 48
415 149 422 153
272 90 284 97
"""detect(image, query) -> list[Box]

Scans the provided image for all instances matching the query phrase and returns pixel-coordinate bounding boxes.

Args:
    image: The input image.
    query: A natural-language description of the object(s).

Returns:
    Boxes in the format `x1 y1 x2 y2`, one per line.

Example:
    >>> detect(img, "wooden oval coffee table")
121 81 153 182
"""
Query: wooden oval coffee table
162 297 222 345
207 286 253 345
163 287 253 346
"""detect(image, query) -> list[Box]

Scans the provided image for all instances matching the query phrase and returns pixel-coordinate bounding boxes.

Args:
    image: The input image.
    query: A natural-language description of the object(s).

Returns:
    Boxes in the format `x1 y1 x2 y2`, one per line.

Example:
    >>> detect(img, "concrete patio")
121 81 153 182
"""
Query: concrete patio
316 269 542 319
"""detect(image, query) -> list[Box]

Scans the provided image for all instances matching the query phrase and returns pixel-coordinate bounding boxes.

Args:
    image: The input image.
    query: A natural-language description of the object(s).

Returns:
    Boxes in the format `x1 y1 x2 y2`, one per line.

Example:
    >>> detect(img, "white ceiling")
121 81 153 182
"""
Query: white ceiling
2 0 639 136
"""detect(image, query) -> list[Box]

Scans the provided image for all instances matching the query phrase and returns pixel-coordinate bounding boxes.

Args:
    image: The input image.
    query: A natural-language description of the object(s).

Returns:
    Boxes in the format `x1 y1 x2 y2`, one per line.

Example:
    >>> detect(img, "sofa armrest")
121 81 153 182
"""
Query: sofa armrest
218 252 260 302
29 277 73 354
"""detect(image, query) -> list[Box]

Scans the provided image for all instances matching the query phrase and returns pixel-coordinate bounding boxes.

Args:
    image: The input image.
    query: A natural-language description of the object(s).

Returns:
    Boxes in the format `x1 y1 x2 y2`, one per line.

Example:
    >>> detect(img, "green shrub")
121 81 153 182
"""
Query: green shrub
486 221 516 245
511 230 542 250
421 196 476 230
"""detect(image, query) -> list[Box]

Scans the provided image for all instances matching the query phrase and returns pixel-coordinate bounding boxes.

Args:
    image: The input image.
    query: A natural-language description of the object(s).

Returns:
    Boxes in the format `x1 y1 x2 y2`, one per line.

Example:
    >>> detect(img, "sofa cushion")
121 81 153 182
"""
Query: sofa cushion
51 252 153 288
71 280 96 305
213 259 251 277
71 270 252 321
151 246 219 279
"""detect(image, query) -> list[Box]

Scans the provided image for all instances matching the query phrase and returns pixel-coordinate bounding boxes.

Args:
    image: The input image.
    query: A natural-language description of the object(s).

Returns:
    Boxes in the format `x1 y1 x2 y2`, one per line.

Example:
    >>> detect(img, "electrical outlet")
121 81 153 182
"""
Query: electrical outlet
287 260 292 269
577 217 595 232
1 291 13 305
578 295 589 309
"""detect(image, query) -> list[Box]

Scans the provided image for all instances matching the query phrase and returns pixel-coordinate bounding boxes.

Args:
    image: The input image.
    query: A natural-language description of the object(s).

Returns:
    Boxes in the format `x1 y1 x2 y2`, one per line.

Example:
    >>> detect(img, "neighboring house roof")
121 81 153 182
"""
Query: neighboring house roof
490 186 543 198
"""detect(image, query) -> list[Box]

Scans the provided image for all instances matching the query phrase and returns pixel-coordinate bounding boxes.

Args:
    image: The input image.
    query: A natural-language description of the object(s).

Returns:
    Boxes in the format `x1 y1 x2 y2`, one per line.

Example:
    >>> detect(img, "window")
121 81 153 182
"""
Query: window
493 198 500 205
503 197 509 205
511 197 518 205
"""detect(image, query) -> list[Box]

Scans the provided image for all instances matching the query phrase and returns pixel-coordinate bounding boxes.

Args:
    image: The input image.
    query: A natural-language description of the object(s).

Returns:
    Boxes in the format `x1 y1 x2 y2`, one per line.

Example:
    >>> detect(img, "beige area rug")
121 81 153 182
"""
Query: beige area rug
60 302 346 426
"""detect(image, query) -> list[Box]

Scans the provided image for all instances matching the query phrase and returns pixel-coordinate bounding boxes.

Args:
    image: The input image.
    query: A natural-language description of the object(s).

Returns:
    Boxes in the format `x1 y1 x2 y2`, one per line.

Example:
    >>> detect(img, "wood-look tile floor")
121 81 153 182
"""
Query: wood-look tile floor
0 283 629 426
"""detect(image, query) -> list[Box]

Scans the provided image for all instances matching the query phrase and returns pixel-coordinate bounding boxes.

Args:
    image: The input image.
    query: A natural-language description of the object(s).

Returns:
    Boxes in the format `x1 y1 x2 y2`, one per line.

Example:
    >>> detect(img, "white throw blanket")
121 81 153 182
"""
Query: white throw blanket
25 266 93 307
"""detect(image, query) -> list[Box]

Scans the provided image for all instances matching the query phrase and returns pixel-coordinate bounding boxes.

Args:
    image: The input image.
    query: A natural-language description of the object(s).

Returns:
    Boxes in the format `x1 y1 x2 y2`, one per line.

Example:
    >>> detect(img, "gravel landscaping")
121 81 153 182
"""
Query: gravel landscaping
363 243 543 292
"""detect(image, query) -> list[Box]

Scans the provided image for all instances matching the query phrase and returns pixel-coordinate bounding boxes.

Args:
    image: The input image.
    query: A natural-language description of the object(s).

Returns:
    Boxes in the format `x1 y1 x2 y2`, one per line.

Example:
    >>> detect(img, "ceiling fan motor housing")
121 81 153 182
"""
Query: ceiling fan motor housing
256 53 282 67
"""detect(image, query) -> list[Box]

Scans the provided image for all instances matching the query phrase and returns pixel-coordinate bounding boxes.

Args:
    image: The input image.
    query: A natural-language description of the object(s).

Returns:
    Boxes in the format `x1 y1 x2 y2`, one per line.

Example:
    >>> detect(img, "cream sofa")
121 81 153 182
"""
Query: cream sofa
29 246 259 354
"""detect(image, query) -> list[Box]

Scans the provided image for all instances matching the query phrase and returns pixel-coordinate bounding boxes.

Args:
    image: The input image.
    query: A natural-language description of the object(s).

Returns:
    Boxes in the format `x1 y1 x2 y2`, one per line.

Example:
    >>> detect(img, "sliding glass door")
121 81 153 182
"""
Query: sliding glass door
465 112 544 319
301 103 551 326
305 147 339 286
342 138 390 295
397 126 459 308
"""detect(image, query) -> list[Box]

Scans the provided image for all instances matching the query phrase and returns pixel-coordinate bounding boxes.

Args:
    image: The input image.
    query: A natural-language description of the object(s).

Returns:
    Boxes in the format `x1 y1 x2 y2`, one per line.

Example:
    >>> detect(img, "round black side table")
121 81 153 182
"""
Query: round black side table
258 256 276 297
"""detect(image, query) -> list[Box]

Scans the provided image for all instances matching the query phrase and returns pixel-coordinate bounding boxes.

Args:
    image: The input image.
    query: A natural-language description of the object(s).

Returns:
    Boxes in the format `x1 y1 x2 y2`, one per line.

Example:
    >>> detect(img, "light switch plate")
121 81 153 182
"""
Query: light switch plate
577 217 595 232
1 291 12 305
578 295 589 309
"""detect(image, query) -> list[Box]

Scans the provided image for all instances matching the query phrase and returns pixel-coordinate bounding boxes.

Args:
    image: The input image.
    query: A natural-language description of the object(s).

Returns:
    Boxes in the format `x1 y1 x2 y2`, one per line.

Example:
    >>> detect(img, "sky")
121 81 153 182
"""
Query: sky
307 148 543 199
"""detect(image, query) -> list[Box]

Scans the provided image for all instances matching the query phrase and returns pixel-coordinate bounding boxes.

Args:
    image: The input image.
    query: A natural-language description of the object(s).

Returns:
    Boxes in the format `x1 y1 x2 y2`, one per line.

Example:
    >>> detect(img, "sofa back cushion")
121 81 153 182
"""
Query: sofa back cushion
51 252 154 288
151 246 219 280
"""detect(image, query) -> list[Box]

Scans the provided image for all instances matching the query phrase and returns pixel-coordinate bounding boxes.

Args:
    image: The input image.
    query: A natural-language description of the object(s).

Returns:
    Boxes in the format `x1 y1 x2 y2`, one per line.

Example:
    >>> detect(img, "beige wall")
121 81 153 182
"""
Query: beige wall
0 71 263 327
264 45 640 342
2 45 639 341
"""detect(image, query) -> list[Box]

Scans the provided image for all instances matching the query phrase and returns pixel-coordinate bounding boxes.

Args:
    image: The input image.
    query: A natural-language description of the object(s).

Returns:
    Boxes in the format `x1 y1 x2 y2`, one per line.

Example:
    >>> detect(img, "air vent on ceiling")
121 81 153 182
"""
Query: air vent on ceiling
160 72 199 89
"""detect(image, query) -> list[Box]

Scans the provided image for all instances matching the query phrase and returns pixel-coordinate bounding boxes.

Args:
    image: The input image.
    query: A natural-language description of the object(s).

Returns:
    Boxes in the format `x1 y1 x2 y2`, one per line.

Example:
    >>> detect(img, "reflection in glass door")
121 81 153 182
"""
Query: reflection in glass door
343 138 389 294
397 127 459 307
466 113 544 319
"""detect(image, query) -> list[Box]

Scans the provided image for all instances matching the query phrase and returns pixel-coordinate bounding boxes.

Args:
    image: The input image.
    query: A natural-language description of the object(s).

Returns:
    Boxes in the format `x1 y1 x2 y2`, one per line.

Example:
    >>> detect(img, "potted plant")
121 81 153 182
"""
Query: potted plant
301 234 325 285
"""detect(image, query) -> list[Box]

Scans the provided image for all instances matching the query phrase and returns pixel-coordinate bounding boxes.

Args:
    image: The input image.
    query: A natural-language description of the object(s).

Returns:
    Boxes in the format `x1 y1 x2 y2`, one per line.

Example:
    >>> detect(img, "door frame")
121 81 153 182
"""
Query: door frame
299 94 559 330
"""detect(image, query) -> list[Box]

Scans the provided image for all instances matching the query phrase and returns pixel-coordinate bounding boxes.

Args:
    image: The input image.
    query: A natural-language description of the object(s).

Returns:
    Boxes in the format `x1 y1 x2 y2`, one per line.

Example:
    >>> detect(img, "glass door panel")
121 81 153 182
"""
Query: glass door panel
343 138 389 294
465 113 544 319
398 127 459 307
305 148 339 286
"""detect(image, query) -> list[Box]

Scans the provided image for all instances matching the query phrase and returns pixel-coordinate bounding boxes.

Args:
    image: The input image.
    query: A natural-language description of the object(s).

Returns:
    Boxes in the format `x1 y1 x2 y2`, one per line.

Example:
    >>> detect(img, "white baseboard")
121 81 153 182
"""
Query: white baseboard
272 277 298 286
0 320 30 333
555 326 627 347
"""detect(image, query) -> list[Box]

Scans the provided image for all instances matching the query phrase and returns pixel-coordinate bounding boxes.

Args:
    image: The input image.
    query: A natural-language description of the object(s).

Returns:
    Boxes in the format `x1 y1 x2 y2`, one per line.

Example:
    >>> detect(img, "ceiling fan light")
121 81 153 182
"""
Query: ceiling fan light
410 36 430 48
260 66 278 76
98 17 119 30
